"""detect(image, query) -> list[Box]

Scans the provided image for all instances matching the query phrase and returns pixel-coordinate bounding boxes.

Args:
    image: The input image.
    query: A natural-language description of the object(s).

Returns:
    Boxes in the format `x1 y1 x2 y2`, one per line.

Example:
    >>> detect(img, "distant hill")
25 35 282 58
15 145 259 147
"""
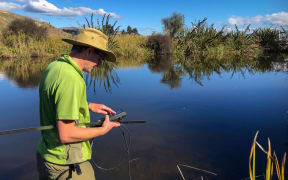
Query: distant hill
0 10 70 38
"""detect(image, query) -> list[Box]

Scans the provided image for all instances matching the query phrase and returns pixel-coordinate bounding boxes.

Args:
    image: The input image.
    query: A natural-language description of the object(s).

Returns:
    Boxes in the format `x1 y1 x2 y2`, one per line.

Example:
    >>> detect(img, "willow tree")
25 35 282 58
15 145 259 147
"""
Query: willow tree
161 12 184 38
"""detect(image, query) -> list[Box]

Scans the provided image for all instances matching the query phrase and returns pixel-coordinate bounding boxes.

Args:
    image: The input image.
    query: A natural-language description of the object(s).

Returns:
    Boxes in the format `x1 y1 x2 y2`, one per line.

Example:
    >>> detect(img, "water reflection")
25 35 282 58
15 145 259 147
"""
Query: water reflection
147 55 184 89
0 58 52 88
0 72 5 81
87 60 120 92
145 54 288 88
0 54 287 90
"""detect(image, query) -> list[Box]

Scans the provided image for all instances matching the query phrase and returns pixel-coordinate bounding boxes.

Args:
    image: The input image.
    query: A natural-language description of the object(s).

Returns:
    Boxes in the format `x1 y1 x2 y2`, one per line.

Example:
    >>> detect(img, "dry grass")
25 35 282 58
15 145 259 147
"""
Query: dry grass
115 34 153 58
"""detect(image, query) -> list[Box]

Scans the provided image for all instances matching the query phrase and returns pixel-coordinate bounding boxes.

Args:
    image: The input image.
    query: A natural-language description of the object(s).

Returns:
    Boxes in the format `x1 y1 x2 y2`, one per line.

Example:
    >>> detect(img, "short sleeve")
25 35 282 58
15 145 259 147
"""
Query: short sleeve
54 79 83 120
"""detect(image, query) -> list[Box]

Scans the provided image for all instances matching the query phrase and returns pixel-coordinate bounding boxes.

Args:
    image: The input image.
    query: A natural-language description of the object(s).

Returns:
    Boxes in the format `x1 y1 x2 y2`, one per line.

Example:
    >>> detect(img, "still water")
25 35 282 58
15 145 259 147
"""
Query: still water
0 56 287 180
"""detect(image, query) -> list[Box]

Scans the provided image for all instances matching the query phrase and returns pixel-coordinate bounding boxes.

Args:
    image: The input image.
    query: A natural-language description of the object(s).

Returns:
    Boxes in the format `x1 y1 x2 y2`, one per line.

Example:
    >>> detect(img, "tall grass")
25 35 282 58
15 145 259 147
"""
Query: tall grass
249 131 286 180
115 34 152 59
0 32 71 58
174 18 263 62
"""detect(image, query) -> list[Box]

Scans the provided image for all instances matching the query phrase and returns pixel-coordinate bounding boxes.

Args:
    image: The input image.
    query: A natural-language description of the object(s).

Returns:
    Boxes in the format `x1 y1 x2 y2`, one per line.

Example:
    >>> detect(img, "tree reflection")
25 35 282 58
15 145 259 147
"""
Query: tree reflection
87 60 120 93
146 53 288 88
147 55 184 89
0 53 286 90
0 57 52 88
0 57 121 91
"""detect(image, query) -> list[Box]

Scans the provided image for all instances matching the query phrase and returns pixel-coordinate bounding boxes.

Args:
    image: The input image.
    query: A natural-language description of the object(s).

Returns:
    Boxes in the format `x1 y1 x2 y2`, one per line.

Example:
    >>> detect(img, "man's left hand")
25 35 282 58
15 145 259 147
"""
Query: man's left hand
88 103 116 115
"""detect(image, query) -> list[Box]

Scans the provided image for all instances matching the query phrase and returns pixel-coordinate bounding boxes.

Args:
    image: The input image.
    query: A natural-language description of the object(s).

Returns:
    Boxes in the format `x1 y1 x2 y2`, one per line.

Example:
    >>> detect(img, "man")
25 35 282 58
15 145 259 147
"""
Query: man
37 28 120 180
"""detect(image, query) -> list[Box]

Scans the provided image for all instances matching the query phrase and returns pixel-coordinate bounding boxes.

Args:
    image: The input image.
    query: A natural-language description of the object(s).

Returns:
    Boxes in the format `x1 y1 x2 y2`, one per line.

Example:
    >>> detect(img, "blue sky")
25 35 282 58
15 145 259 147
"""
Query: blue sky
0 0 288 35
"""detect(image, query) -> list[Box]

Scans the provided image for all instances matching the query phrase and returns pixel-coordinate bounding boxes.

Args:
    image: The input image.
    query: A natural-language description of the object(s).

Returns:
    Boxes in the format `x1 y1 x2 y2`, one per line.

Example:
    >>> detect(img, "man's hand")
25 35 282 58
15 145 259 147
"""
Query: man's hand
57 116 120 143
101 115 121 135
88 103 116 115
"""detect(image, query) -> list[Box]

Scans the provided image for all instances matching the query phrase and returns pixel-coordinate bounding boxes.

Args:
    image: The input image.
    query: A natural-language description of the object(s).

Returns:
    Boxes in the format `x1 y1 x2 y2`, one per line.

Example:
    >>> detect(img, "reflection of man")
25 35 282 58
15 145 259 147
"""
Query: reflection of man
37 28 120 180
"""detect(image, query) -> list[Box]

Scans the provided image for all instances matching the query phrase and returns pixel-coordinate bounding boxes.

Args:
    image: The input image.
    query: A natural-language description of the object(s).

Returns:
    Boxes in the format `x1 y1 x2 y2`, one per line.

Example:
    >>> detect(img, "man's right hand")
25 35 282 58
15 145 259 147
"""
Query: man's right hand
101 115 121 135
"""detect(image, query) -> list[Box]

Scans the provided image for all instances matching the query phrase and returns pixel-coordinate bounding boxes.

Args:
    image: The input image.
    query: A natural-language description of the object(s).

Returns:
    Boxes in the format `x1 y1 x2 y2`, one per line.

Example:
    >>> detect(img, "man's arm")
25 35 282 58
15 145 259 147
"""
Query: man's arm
57 115 120 143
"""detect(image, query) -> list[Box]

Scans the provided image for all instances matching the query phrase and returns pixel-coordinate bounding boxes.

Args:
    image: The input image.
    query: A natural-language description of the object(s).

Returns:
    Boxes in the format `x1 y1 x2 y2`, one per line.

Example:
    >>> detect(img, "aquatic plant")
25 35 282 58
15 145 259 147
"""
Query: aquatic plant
249 131 286 180
175 18 226 60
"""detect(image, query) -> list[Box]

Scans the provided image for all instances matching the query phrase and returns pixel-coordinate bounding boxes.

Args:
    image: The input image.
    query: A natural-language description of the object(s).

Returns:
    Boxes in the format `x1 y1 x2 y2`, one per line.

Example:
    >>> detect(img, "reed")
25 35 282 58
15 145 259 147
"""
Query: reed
249 132 287 180
115 34 152 59
0 32 71 58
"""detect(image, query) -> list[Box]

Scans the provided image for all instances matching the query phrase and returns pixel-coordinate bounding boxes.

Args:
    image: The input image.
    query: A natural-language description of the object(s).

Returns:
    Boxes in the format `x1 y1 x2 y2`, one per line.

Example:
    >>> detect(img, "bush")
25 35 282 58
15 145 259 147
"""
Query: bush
147 34 172 55
253 28 283 52
3 18 48 41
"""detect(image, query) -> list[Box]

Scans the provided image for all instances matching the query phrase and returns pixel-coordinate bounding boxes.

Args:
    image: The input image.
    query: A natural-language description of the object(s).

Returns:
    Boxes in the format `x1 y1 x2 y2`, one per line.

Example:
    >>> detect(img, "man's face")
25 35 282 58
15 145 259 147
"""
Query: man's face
82 48 104 73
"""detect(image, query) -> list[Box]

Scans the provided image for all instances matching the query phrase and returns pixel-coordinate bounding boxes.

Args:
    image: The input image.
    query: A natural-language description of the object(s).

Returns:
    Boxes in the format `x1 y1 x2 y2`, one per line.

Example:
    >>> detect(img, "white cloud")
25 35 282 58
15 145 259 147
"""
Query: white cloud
0 1 23 11
266 12 288 26
228 12 288 26
23 0 120 18
24 0 58 13
1 0 120 18
228 15 264 26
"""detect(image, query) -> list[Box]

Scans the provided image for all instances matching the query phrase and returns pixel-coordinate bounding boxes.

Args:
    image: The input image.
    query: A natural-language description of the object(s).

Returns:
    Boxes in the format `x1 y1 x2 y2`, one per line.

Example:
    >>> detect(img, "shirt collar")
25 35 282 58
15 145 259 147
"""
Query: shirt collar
58 54 84 78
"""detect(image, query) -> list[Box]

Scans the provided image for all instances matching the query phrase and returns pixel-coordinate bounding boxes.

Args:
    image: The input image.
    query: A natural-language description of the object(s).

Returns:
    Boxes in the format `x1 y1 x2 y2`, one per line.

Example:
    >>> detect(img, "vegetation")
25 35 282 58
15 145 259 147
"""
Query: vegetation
4 18 48 41
253 28 286 52
174 19 262 62
147 34 172 55
122 25 139 35
162 12 185 38
0 57 52 88
249 132 286 180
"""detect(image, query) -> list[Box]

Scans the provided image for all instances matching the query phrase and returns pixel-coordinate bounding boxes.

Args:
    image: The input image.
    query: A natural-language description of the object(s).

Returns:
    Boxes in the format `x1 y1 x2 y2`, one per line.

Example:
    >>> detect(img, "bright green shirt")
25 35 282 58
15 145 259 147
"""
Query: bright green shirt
37 55 91 165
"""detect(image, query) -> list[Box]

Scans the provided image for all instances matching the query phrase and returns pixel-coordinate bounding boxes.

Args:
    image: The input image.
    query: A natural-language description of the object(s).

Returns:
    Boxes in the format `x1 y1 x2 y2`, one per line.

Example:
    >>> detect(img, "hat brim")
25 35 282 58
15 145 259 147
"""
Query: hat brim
62 38 116 62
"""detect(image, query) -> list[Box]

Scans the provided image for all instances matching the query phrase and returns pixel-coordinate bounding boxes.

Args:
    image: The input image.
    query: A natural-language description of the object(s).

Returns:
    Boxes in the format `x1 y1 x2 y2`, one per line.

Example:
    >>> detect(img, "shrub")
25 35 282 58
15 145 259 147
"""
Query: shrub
253 28 283 52
147 34 172 56
3 18 48 41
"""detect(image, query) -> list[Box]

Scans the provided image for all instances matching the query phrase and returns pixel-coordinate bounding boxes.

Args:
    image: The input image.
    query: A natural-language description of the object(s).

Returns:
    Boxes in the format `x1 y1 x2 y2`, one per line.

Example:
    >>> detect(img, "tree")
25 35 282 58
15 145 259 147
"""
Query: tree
127 26 133 34
132 28 138 34
125 26 138 35
161 12 184 38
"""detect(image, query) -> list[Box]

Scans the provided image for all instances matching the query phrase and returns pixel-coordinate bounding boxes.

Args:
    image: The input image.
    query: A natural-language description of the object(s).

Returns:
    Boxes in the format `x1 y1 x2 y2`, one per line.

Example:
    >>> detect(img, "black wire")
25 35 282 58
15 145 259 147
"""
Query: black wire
90 116 138 180
119 125 132 180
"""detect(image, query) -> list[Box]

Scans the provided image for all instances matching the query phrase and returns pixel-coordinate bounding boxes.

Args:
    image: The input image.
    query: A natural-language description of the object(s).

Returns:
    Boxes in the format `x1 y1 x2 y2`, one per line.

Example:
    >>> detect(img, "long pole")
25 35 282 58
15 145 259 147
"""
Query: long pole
0 112 146 136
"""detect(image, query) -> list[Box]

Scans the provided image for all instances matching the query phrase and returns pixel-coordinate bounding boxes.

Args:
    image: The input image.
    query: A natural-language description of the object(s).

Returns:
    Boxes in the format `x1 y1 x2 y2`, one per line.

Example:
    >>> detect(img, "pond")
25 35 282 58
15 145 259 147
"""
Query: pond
0 55 287 180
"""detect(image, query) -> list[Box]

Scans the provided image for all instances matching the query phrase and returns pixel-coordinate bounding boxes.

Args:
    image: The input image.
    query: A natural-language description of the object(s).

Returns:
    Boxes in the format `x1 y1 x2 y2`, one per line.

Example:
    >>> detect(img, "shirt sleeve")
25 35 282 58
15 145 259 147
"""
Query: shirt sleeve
54 78 83 120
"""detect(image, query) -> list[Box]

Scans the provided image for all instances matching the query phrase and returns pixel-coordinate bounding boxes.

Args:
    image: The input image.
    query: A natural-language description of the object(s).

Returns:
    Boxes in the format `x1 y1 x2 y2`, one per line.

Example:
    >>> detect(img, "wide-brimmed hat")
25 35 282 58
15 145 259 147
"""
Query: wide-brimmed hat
62 28 116 62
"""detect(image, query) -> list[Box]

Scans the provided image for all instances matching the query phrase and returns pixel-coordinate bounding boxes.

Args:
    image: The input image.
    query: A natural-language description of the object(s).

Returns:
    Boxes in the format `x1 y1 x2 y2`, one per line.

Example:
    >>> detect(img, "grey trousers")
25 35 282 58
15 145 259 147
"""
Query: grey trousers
36 153 95 180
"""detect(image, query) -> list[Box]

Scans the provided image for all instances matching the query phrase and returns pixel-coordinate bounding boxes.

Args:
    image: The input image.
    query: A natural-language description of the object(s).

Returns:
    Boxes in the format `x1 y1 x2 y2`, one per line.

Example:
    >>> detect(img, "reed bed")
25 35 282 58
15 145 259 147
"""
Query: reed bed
0 32 71 58
115 34 153 59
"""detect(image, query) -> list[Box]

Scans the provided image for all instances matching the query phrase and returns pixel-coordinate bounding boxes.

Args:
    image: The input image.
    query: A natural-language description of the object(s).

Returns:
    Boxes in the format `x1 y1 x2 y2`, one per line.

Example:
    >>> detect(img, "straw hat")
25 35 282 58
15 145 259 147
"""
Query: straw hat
62 28 116 62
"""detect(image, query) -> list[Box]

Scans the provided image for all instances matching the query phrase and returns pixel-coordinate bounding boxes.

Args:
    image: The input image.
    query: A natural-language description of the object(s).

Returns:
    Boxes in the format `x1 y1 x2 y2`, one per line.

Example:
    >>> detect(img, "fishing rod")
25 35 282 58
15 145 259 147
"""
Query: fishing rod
0 111 146 135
